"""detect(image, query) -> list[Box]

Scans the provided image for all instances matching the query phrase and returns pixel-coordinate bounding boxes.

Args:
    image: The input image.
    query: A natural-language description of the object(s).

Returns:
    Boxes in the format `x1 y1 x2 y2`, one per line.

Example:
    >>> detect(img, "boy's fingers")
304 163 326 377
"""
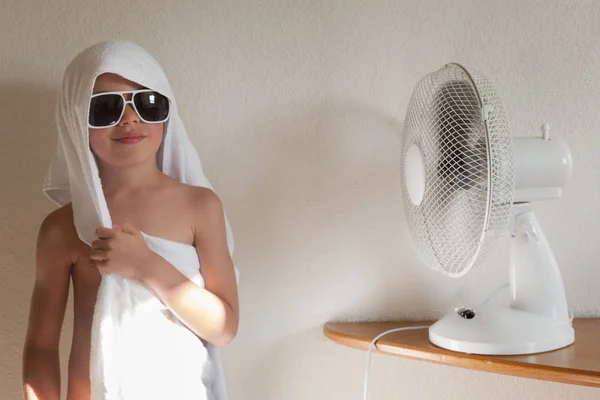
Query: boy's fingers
91 239 109 250
96 227 116 239
90 259 109 269
89 250 108 261
121 222 138 236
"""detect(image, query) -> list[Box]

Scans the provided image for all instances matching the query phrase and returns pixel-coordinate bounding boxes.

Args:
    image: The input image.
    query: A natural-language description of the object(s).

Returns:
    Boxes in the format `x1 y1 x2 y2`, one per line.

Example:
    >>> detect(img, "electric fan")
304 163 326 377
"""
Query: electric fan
400 63 574 355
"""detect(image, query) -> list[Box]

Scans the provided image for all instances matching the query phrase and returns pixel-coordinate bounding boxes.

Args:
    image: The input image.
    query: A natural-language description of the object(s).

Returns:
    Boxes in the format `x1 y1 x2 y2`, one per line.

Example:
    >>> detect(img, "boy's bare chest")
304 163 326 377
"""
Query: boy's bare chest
107 194 196 245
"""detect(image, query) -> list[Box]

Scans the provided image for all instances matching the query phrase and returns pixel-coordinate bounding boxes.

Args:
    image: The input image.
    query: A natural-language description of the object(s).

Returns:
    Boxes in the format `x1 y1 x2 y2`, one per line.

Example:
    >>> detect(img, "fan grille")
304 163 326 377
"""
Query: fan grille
401 63 515 277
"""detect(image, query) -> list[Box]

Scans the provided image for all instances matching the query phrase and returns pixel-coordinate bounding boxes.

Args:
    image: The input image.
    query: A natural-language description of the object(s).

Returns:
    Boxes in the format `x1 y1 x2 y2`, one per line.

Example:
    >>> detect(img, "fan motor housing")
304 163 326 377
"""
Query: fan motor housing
513 136 572 202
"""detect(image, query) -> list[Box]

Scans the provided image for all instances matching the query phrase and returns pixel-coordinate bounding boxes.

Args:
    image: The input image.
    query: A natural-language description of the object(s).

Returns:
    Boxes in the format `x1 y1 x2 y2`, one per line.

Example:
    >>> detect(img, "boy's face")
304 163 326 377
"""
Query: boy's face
88 73 165 168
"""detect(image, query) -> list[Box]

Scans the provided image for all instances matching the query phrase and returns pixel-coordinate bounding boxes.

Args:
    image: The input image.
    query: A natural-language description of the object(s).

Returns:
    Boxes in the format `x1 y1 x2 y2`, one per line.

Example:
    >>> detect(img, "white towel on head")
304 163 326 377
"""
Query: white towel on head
43 40 235 400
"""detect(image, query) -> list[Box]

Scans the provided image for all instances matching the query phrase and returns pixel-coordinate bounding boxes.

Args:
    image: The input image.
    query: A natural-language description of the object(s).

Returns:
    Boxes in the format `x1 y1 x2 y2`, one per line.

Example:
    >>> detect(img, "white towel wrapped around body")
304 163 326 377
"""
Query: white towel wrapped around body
43 40 235 400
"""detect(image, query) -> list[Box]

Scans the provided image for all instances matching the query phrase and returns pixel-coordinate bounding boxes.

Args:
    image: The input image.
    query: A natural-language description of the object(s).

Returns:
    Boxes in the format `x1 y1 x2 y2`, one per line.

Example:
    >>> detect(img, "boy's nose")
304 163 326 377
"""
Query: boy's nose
119 102 140 126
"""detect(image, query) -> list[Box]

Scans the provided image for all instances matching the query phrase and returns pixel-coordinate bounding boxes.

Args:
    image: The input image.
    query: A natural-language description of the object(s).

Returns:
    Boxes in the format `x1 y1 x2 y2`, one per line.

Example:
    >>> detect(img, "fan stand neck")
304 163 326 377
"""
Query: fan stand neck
428 204 574 355
508 202 532 237
509 206 569 320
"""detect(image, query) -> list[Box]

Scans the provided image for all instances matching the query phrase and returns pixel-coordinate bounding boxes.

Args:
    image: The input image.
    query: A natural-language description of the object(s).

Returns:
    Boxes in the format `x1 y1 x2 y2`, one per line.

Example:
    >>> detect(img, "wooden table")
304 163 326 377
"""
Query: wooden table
324 319 600 388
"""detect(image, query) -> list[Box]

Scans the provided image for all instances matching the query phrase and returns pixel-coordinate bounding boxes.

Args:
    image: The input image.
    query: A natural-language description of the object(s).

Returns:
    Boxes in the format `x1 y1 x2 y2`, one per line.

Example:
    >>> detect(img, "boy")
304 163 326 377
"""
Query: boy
23 42 239 400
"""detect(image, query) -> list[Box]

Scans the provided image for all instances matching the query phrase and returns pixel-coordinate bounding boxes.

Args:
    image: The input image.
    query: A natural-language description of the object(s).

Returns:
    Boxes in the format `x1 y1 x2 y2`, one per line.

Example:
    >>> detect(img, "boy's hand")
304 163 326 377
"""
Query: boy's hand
90 223 154 281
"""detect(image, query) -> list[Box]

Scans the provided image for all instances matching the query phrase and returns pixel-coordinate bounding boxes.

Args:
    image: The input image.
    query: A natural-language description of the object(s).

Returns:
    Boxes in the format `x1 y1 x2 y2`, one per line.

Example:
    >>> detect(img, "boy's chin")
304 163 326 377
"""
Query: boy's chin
94 153 158 169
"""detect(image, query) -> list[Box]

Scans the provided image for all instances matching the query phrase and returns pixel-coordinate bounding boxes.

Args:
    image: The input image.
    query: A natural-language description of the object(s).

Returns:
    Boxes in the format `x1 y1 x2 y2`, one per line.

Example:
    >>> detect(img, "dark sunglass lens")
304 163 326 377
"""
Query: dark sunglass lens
89 94 124 127
134 91 169 122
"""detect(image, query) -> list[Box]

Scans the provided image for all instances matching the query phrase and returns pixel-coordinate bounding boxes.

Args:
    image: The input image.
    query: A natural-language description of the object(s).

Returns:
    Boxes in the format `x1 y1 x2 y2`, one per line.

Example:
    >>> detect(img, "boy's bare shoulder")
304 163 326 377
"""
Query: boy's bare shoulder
188 185 220 201
183 186 226 241
188 185 223 212
171 182 224 218
165 177 221 208
162 177 225 228
38 203 86 264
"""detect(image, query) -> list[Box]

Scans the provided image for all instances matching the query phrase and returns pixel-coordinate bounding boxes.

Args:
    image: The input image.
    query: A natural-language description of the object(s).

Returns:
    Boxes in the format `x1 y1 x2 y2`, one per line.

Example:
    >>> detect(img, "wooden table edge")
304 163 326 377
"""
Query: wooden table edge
323 319 600 389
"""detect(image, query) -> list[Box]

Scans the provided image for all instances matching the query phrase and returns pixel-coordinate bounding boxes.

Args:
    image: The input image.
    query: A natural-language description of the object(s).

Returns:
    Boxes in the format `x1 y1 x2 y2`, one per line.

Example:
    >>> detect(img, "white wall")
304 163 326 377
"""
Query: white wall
1 1 599 399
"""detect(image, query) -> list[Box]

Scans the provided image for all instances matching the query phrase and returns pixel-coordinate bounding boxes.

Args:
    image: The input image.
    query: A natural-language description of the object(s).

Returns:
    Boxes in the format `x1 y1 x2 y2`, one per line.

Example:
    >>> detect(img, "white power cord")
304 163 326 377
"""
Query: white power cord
568 309 574 323
363 282 577 400
363 325 430 400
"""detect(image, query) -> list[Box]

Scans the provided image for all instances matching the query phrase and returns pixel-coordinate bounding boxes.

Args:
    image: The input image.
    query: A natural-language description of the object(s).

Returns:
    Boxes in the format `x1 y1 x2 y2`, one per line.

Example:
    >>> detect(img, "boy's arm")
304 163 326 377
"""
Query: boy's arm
23 213 72 400
141 189 239 347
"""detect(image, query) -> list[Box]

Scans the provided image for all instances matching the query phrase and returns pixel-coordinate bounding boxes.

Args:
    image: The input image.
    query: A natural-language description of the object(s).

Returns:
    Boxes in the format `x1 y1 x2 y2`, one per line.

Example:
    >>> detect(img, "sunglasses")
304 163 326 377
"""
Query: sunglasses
88 89 170 128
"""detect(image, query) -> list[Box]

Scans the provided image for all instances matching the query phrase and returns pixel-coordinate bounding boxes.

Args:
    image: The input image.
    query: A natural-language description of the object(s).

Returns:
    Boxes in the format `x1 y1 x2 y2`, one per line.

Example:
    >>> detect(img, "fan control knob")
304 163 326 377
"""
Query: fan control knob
457 308 476 319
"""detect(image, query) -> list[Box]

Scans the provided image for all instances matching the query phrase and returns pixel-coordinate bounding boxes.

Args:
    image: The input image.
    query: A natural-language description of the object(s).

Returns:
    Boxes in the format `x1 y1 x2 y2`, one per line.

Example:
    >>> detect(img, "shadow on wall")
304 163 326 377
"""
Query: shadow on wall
201 102 327 400
0 84 61 395
220 98 425 310
307 98 441 323
220 98 444 399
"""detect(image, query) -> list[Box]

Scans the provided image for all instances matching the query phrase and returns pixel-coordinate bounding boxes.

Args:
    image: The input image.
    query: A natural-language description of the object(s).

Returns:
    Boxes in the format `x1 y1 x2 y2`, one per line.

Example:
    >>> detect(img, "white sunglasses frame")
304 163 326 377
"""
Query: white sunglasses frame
88 89 171 128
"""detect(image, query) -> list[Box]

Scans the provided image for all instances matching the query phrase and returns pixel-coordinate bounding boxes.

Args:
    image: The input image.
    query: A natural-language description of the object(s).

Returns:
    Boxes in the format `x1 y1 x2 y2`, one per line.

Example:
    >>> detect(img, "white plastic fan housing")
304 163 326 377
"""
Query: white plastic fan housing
428 202 574 355
400 63 575 355
404 144 425 206
429 304 574 355
513 134 573 202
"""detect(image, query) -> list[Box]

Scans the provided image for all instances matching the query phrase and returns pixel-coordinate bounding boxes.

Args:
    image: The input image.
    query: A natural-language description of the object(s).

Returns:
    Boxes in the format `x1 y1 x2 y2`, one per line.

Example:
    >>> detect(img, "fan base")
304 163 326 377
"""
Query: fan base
429 304 574 355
